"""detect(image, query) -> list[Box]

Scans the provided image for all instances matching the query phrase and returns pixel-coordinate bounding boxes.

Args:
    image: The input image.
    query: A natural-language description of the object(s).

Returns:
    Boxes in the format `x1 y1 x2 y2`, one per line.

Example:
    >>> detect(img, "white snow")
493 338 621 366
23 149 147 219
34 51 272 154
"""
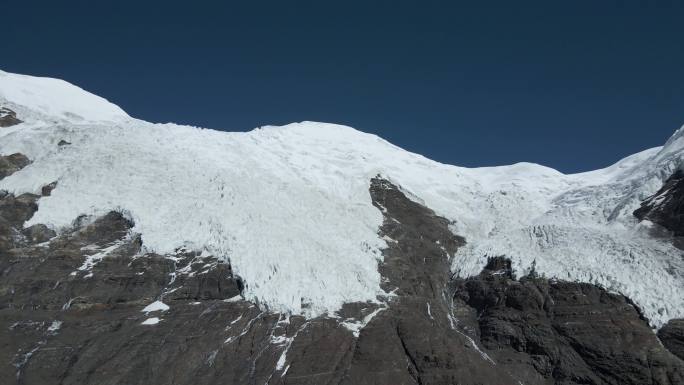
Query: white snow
1 70 683 327
142 301 170 313
141 317 161 325
341 306 387 337
46 320 62 334
0 70 128 123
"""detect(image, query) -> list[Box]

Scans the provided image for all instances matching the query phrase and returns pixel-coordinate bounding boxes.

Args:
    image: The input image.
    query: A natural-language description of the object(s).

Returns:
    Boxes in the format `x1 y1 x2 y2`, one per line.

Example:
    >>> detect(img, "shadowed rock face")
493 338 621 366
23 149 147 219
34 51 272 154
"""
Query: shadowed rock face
344 177 516 385
659 320 684 361
0 107 22 127
0 174 682 384
0 198 249 384
453 257 684 385
0 153 30 180
634 170 684 247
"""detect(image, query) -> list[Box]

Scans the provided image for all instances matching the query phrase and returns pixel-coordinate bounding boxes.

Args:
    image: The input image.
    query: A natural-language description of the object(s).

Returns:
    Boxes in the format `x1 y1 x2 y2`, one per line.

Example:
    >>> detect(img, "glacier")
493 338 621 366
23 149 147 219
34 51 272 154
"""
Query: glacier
0 69 682 326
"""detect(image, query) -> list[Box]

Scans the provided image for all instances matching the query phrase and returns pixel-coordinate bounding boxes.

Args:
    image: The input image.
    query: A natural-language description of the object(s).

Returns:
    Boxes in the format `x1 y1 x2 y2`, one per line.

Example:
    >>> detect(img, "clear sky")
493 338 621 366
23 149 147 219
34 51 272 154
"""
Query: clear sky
3 1 683 173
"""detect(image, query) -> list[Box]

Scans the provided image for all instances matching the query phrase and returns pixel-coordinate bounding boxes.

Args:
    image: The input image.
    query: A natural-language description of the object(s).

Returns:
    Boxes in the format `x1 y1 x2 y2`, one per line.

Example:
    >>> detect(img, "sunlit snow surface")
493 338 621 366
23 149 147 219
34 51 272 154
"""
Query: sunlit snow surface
0 70 682 326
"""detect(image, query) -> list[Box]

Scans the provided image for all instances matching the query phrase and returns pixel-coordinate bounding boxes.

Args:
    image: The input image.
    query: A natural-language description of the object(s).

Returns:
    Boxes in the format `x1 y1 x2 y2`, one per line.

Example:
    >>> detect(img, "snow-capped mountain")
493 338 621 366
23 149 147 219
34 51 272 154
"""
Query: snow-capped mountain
1 69 682 325
1 70 683 385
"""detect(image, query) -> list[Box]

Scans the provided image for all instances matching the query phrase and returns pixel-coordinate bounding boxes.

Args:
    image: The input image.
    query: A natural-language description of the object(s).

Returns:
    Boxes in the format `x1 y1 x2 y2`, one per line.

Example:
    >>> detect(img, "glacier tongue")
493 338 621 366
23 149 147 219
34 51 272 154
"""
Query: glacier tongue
0 70 682 326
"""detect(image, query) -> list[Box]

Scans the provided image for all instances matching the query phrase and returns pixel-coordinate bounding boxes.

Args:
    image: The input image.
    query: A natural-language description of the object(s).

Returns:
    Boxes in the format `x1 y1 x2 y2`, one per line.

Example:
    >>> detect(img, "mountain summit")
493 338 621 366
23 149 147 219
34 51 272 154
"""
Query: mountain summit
1 71 683 385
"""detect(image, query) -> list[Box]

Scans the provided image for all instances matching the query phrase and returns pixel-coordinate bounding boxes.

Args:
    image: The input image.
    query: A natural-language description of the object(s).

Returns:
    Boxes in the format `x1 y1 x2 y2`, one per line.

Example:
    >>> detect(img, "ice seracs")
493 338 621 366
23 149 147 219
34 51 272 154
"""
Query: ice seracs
0 70 682 327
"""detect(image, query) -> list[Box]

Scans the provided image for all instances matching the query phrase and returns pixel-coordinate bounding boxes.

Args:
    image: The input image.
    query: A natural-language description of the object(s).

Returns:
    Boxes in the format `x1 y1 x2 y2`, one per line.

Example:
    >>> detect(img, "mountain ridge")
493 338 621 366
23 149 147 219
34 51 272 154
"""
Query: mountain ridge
0 70 682 328
1 70 684 384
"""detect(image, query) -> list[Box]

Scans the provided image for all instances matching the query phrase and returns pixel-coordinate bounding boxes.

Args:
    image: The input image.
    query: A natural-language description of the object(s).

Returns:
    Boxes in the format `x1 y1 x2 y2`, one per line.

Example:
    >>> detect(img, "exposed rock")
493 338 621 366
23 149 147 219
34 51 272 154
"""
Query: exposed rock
0 153 30 180
341 177 515 384
274 177 518 385
163 252 242 301
0 192 39 227
41 182 57 197
0 107 22 127
22 224 56 244
634 170 684 248
452 256 684 385
0 194 273 385
659 319 684 361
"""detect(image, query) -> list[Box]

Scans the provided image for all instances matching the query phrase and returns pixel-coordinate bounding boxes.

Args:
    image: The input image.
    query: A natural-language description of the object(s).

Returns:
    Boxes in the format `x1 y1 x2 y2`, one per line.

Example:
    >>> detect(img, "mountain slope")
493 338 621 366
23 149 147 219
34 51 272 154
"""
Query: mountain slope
1 70 683 384
1 70 682 326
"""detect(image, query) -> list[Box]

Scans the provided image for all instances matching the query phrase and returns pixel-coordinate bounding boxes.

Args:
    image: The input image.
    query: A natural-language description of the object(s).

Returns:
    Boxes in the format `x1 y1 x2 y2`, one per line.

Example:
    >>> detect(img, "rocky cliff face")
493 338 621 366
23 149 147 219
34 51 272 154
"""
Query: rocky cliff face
1 153 682 384
0 153 30 181
659 320 684 362
453 257 683 384
634 169 684 248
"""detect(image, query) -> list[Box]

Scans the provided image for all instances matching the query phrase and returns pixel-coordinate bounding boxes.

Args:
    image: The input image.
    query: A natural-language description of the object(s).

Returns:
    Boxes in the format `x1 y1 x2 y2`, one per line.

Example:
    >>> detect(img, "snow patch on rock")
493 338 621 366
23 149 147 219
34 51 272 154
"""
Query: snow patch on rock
142 301 170 313
46 320 62 335
141 317 161 325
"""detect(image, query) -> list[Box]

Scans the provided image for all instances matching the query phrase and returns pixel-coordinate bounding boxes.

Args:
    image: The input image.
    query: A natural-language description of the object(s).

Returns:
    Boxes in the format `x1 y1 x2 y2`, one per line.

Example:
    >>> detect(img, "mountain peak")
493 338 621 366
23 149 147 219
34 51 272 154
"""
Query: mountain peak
0 69 129 123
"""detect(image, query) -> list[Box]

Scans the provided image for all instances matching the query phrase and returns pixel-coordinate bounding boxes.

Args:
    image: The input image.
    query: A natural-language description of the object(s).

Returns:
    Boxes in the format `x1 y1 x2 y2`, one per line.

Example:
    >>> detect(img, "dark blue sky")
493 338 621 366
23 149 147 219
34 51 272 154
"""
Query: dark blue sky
4 1 683 172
